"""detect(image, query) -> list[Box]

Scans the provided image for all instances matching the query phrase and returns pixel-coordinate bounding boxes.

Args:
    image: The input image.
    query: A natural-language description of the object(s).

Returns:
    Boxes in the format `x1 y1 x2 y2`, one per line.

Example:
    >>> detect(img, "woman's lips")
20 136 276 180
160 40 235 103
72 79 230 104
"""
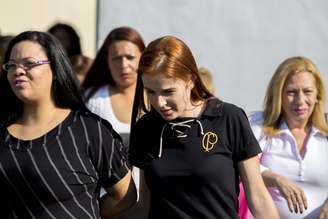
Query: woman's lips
120 73 131 79
294 108 307 115
161 109 172 117
14 79 28 86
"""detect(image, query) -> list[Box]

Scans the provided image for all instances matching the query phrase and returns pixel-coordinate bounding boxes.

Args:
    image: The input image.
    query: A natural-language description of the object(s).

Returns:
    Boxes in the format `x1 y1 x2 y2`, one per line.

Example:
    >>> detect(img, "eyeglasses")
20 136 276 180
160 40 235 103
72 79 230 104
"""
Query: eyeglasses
2 58 51 72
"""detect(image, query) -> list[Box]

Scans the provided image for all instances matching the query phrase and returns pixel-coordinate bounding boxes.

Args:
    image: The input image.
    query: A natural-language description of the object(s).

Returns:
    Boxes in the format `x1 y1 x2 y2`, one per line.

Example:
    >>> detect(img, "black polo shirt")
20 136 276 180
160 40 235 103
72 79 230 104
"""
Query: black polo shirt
129 98 261 219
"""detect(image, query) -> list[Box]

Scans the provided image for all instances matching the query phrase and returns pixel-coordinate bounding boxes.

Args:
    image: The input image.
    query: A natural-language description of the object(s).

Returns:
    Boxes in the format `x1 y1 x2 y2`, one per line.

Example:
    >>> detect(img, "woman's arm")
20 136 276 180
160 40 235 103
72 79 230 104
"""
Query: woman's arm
100 171 137 219
131 170 150 219
261 170 307 214
239 156 280 219
100 170 150 219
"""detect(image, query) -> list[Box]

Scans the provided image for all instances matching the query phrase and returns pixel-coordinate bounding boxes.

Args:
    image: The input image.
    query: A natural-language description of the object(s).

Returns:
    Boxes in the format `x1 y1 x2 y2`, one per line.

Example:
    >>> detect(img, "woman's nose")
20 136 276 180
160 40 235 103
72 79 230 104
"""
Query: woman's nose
14 65 27 75
120 57 129 68
295 91 306 104
157 95 167 108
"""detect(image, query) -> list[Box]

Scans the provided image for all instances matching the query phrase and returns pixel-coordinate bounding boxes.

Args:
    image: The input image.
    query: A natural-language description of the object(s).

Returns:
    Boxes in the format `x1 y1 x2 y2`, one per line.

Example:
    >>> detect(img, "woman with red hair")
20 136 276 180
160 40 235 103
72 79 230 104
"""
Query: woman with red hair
129 35 279 219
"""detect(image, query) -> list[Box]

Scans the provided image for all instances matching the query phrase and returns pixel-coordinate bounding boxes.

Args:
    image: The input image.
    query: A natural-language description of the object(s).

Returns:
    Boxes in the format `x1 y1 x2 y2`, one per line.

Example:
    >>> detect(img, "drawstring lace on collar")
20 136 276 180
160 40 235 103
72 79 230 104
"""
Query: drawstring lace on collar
158 119 204 157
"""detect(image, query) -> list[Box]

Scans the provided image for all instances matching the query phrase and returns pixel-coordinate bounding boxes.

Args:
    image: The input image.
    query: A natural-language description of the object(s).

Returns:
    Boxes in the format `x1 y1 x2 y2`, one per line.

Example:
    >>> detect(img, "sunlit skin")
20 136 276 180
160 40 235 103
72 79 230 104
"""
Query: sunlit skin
7 41 53 104
282 71 318 128
108 40 141 90
142 73 204 121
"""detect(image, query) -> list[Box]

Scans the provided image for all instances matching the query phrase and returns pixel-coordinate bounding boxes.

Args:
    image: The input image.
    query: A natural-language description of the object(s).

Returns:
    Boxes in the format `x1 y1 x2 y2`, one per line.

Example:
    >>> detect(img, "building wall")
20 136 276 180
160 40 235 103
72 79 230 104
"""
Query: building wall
0 0 96 57
97 0 328 112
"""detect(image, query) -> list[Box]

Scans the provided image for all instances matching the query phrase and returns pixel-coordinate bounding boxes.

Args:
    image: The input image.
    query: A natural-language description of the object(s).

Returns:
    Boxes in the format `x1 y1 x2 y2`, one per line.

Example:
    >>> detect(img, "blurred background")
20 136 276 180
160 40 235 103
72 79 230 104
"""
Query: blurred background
0 0 96 57
1 0 327 112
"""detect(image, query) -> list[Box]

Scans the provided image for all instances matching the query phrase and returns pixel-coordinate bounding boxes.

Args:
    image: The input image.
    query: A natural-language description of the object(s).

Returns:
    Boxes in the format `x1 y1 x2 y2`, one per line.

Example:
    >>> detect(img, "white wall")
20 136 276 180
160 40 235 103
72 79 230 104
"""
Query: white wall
97 0 328 112
0 0 96 57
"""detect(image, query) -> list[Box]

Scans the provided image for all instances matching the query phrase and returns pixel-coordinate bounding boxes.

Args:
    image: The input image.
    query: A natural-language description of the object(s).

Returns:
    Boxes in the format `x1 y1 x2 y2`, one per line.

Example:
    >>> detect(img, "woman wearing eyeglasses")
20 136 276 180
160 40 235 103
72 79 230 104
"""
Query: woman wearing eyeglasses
0 31 136 218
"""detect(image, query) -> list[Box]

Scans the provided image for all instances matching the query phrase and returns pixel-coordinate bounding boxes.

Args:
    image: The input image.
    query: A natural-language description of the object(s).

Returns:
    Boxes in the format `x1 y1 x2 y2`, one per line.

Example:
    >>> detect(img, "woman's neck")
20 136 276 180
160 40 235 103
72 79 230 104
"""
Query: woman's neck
110 84 136 99
184 100 205 118
20 101 62 125
285 118 310 132
8 102 71 140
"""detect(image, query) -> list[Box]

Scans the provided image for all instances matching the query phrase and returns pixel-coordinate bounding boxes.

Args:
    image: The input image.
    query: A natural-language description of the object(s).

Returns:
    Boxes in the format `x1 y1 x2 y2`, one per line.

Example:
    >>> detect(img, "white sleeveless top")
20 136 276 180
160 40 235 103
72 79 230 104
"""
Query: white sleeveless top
86 85 130 133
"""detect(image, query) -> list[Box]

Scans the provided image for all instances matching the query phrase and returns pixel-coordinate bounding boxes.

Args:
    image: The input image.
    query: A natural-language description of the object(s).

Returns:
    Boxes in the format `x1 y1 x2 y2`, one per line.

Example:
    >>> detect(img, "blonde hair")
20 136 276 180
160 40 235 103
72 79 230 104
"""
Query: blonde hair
263 56 328 136
198 67 215 94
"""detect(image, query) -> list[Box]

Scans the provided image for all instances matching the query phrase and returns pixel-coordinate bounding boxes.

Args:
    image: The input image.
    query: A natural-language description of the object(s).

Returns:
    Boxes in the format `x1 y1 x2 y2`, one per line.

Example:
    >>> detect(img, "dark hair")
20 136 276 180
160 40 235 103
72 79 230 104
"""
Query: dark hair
48 23 82 56
0 35 14 70
82 26 145 99
0 31 87 124
131 35 213 125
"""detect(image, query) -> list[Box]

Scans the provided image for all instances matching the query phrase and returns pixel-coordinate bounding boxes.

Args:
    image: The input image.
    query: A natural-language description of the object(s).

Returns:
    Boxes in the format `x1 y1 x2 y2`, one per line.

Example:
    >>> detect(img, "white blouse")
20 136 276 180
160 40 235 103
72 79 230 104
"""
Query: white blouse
249 112 328 219
86 85 130 134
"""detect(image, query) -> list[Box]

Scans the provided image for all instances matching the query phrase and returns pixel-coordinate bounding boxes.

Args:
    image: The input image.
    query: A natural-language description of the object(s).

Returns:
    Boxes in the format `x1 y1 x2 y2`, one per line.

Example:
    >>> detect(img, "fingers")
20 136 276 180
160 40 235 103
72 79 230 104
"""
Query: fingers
289 192 298 213
286 190 307 214
276 176 308 214
300 190 308 210
286 194 294 213
294 191 305 213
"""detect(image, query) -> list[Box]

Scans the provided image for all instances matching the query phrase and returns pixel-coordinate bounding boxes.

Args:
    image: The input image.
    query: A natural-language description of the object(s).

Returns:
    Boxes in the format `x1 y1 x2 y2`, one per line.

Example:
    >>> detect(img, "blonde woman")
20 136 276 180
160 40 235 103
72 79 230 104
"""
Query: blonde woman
250 56 328 219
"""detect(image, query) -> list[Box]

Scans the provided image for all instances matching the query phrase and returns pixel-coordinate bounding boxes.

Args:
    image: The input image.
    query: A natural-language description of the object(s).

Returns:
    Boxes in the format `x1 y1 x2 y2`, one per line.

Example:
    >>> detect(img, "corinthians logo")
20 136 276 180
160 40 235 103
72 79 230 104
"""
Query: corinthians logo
202 131 218 152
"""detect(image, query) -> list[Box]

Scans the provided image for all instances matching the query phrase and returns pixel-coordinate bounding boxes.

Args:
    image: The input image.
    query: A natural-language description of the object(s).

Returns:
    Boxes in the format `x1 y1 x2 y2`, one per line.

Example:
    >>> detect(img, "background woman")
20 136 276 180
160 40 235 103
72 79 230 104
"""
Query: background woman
129 35 279 219
48 23 93 84
83 26 145 149
250 56 328 219
0 31 135 218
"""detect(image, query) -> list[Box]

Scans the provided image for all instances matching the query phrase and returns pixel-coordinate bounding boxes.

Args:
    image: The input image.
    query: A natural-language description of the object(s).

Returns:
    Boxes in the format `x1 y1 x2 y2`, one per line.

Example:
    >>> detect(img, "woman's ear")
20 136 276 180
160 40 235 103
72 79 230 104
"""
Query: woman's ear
187 75 196 90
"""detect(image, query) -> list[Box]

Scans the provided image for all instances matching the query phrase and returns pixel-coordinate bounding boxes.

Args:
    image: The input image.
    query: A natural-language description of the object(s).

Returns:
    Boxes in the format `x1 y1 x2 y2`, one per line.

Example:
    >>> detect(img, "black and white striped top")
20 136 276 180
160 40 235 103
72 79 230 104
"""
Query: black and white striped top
0 110 129 219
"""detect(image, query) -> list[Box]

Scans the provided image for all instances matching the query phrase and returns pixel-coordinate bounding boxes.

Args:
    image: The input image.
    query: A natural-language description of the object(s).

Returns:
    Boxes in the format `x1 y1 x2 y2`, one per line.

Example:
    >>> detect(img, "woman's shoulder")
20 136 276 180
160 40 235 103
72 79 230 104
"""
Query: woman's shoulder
248 111 264 125
248 111 265 140
73 110 115 133
201 98 248 122
221 101 242 113
216 100 247 118
85 85 109 100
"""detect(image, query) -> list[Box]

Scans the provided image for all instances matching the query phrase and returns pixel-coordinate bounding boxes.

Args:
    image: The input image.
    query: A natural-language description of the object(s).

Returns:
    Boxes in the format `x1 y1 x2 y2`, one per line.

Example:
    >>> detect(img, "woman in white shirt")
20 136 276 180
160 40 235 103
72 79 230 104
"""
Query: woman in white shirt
249 56 328 219
82 27 145 218
83 27 145 146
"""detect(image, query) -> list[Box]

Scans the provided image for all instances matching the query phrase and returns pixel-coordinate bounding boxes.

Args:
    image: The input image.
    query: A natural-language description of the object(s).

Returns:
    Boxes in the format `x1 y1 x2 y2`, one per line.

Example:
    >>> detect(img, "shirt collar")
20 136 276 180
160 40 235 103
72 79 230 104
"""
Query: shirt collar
202 97 223 117
278 120 326 137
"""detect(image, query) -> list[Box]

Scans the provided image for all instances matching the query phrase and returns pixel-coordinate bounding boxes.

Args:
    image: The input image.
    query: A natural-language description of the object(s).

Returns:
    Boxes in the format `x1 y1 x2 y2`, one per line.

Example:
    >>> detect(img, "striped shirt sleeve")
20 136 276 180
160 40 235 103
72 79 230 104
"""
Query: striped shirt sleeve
85 115 130 188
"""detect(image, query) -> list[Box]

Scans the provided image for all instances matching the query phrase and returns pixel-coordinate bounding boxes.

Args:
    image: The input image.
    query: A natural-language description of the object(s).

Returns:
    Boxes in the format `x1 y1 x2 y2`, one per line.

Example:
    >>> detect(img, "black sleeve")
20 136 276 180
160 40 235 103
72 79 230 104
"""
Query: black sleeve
129 113 161 169
228 106 262 162
89 118 130 188
129 117 148 169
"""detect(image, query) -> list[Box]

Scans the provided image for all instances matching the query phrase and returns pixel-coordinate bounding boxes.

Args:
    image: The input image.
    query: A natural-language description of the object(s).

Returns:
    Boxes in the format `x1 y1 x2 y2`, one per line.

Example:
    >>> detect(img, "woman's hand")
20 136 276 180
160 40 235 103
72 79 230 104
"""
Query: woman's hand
318 199 328 219
262 170 308 214
275 175 307 214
